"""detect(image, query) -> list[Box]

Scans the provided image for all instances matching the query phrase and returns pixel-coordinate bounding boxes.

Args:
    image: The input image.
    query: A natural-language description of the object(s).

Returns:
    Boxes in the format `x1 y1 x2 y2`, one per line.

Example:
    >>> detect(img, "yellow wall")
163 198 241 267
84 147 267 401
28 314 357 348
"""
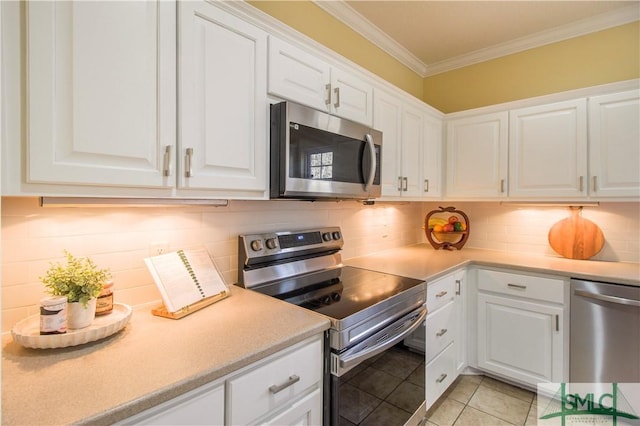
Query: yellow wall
248 0 424 99
424 22 640 113
250 1 639 113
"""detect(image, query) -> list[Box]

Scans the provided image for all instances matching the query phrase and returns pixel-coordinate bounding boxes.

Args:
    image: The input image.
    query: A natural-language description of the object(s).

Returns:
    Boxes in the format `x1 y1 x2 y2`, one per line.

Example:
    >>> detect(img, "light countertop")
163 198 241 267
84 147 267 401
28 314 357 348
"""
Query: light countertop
345 245 640 286
2 246 638 425
1 286 330 426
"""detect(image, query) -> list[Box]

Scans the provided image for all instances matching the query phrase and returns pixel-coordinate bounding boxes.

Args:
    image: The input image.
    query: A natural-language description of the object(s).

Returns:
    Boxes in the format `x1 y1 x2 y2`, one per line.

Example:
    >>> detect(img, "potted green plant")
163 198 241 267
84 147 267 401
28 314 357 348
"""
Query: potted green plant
40 251 111 329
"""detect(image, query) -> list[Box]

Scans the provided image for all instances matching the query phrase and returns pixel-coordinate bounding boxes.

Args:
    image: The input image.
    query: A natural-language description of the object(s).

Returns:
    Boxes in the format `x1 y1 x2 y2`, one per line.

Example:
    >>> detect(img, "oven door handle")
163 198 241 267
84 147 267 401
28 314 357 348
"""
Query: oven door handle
338 307 427 371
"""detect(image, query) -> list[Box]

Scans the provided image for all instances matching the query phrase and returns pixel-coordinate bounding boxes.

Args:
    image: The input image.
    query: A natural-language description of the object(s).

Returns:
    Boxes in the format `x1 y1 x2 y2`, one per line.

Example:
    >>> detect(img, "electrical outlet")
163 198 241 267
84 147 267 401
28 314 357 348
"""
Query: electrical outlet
149 242 169 256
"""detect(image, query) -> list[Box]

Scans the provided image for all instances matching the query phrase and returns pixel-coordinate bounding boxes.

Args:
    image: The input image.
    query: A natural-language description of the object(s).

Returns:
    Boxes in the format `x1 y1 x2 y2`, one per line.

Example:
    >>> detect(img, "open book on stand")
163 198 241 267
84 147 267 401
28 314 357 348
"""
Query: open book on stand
144 248 229 318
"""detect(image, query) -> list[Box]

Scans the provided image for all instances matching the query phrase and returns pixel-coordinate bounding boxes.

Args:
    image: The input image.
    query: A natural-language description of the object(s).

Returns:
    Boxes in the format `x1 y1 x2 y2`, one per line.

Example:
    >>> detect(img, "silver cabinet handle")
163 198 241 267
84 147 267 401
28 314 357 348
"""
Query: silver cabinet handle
436 328 448 337
455 279 461 296
363 134 376 191
333 86 340 108
574 289 640 307
436 373 448 383
579 175 584 192
436 290 448 298
508 283 527 290
163 145 172 177
424 179 429 193
592 176 598 192
500 179 505 193
185 148 194 178
403 177 408 191
555 314 559 332
397 176 403 192
269 375 300 394
325 83 331 105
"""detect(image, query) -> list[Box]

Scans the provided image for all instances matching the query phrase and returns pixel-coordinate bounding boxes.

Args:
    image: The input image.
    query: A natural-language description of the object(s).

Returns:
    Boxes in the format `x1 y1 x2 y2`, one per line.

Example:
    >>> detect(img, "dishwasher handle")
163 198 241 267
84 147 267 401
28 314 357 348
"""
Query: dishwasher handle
574 289 640 307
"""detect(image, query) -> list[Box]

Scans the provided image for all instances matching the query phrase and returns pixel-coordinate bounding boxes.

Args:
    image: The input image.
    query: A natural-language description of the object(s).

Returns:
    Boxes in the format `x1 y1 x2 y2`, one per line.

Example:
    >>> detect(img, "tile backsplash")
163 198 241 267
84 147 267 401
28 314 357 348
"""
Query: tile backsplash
1 197 424 332
2 197 638 333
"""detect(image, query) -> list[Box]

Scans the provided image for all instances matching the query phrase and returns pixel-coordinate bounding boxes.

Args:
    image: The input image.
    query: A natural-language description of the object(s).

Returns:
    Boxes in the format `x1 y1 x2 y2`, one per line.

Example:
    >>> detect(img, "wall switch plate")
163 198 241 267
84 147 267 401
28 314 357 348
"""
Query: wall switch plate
149 242 169 256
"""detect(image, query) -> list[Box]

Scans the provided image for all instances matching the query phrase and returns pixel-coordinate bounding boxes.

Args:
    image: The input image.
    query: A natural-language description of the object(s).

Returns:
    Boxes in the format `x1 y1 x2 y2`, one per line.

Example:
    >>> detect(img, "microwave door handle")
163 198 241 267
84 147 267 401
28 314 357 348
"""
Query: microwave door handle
364 133 376 191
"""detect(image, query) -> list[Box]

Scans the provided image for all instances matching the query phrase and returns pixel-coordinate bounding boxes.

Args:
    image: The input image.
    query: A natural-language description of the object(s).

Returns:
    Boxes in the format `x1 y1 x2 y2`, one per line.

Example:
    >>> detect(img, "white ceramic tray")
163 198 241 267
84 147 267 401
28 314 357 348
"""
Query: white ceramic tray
11 303 132 349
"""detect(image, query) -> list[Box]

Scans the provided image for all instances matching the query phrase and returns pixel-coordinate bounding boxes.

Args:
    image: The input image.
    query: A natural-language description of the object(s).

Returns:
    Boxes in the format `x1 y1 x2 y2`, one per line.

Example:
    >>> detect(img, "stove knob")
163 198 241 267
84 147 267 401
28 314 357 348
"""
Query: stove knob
332 231 341 240
250 239 263 252
265 238 278 250
332 292 341 301
322 232 332 242
322 295 332 305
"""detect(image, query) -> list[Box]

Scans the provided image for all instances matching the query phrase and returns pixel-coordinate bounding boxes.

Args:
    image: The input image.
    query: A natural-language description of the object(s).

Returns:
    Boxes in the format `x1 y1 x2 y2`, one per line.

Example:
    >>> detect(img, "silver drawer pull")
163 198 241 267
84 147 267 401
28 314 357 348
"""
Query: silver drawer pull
507 283 527 290
436 291 448 298
436 328 448 337
269 375 300 394
436 373 448 383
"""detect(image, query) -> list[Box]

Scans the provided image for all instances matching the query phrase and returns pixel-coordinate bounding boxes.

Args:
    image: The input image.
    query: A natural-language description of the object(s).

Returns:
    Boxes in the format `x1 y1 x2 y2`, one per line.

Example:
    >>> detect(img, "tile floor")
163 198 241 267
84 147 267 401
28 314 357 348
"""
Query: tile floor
339 343 538 426
426 374 538 426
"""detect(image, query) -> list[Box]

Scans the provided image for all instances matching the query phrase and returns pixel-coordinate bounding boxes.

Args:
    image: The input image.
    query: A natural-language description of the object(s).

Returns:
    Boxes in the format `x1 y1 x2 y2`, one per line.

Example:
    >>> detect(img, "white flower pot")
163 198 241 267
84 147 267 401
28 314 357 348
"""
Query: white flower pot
67 298 97 329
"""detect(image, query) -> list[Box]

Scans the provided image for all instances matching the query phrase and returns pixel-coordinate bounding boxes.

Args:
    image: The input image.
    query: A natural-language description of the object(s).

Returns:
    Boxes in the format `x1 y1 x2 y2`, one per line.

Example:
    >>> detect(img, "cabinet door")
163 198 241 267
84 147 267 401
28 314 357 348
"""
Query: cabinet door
454 269 466 375
27 1 175 188
401 104 425 197
179 1 268 194
330 68 374 126
373 90 403 197
422 112 443 198
268 37 331 113
446 112 508 198
477 293 564 387
588 90 640 198
509 99 587 198
118 381 224 425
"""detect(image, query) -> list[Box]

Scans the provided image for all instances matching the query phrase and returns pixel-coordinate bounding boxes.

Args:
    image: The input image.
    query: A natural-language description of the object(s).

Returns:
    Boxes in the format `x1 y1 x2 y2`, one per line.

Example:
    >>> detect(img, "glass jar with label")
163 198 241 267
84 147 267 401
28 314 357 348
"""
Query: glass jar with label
95 280 114 316
40 296 67 335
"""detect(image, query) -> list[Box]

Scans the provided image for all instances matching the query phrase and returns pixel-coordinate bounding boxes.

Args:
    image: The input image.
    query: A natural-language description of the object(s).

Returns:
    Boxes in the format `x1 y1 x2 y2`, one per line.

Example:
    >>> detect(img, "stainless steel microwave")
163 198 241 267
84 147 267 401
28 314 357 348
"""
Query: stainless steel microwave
270 101 382 200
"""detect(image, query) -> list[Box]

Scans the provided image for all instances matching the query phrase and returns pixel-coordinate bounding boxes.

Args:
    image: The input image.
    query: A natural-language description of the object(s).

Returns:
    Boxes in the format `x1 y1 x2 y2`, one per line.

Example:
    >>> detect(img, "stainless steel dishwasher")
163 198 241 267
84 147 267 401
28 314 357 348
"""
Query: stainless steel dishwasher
570 279 640 383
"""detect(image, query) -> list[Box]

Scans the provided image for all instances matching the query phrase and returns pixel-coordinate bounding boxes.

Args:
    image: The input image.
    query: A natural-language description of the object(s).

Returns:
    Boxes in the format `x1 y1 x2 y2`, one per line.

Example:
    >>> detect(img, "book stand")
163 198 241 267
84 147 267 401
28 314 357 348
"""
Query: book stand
151 291 228 319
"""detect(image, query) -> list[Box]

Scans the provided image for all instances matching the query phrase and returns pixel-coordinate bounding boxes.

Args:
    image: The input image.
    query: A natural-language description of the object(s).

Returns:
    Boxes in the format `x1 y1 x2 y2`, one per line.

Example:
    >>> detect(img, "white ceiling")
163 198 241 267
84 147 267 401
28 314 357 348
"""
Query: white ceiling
314 1 640 77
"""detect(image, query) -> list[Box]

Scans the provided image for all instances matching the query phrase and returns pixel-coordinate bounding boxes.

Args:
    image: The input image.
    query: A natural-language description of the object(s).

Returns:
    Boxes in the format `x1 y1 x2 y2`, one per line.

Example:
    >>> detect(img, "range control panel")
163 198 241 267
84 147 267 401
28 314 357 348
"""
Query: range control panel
239 226 343 266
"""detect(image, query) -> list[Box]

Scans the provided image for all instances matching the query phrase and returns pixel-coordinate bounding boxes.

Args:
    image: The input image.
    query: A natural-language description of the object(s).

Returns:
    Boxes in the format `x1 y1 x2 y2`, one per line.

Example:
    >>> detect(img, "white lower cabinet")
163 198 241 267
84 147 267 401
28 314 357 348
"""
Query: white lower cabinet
117 381 225 425
475 268 568 388
118 334 323 426
422 269 465 410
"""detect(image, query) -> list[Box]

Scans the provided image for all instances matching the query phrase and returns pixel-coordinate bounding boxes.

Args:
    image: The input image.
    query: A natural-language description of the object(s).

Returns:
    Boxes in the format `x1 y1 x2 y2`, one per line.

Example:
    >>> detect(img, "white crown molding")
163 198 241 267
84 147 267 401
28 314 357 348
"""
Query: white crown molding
313 0 428 76
313 1 639 78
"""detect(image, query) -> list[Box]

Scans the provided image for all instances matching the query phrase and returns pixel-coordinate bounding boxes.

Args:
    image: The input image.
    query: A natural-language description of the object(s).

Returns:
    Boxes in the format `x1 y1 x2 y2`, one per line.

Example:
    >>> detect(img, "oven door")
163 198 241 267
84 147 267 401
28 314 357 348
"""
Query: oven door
330 305 427 377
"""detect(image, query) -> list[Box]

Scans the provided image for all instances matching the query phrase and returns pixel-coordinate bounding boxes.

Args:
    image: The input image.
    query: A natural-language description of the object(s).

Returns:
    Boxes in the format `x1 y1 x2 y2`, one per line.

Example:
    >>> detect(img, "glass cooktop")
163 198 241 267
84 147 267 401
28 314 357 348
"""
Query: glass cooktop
278 266 424 321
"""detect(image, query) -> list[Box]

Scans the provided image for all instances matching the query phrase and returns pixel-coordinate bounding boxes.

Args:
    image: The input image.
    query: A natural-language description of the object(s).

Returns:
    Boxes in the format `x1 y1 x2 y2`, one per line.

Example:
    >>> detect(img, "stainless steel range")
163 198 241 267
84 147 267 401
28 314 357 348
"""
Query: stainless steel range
237 226 426 425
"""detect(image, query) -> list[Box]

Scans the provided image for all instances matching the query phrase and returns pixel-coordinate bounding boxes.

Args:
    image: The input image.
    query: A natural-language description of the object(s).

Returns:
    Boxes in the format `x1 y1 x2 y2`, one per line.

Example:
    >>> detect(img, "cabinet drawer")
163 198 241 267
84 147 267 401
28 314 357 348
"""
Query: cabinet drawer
427 274 456 313
477 269 566 303
426 343 456 409
227 338 322 425
426 300 455 362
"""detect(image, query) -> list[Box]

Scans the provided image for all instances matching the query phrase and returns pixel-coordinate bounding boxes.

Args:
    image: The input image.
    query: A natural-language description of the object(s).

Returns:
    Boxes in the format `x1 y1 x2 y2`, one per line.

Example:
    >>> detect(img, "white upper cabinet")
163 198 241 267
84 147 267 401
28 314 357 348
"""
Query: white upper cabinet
374 89 442 199
446 112 509 199
26 1 176 188
374 90 404 196
509 99 588 198
423 112 443 198
178 1 268 197
588 90 640 198
268 36 373 125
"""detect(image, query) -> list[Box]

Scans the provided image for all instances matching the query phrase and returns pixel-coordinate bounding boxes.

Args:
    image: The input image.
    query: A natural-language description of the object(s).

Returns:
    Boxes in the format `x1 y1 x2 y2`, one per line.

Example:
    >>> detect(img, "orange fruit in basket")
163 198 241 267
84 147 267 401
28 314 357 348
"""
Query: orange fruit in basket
433 225 443 232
